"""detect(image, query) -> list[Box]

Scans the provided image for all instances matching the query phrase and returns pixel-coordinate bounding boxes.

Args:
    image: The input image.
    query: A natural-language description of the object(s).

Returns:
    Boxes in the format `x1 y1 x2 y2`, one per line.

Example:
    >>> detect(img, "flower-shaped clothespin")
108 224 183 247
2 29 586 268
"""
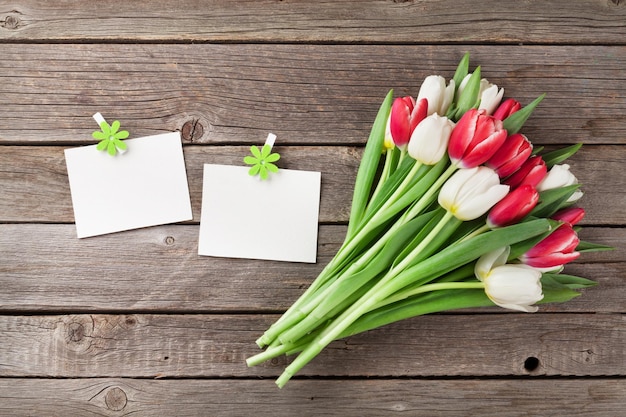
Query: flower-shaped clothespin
92 113 129 156
244 133 281 180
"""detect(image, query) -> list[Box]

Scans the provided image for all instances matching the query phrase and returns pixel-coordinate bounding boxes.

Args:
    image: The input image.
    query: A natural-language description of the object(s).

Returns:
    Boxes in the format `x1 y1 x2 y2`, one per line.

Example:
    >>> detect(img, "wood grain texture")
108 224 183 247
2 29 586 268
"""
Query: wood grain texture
0 223 621 312
0 377 625 417
0 313 624 378
0 145 623 225
1 0 625 44
0 44 624 146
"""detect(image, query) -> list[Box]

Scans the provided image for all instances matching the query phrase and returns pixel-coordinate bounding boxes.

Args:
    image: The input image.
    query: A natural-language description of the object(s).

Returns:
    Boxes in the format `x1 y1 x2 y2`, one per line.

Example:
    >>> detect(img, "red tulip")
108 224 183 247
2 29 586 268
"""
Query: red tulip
552 207 585 226
448 109 508 169
492 98 522 121
486 133 533 178
503 155 547 189
388 97 428 150
487 185 539 228
520 224 580 269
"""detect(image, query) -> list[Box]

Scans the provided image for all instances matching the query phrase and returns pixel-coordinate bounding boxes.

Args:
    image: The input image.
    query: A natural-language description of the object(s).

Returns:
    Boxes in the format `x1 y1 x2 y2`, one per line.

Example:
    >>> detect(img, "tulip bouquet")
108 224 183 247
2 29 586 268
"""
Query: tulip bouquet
247 53 608 388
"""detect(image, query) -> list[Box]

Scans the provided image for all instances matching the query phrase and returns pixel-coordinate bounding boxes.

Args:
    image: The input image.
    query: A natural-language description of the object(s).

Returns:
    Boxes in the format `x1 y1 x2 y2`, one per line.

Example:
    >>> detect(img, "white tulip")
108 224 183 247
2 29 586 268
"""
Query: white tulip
407 113 455 165
537 164 583 203
474 246 543 312
416 75 455 116
457 75 504 115
438 166 510 221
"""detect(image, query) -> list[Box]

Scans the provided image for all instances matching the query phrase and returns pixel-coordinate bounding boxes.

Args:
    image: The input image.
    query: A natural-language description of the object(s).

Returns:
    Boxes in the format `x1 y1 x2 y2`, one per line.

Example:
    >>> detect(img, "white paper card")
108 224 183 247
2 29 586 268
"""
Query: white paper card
198 164 321 263
65 132 193 238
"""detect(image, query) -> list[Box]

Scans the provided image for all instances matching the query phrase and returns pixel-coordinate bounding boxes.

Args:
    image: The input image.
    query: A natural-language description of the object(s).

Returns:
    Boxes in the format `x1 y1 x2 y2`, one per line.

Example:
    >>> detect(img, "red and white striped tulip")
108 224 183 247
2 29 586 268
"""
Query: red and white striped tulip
448 109 508 169
485 133 533 178
503 155 547 189
520 223 580 270
487 185 539 228
492 98 522 121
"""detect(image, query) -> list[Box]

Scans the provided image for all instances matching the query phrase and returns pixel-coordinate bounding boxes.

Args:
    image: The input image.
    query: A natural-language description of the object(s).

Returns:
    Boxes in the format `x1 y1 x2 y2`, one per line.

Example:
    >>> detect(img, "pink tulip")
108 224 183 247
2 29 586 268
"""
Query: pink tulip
388 97 428 150
552 207 585 226
520 224 580 269
493 98 522 121
487 185 539 228
448 108 508 169
503 155 547 189
486 133 533 178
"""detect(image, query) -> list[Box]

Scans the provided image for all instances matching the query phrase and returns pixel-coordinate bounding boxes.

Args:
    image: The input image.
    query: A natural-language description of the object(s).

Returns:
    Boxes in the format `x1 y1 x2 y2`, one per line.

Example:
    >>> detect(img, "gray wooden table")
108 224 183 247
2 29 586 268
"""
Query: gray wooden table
1 1 625 415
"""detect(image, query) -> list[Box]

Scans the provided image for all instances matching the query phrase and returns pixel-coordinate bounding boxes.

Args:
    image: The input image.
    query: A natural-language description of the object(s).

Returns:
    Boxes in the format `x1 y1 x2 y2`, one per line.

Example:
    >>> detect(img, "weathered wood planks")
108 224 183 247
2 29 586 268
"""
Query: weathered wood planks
0 313 624 378
0 224 621 312
0 44 624 146
1 0 625 44
0 145 623 225
1 377 624 416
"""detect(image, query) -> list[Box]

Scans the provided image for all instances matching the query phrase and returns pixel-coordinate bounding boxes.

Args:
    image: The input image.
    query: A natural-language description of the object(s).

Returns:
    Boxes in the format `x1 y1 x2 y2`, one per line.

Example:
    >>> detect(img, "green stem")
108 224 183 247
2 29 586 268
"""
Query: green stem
275 211 456 387
368 148 396 207
369 280 483 310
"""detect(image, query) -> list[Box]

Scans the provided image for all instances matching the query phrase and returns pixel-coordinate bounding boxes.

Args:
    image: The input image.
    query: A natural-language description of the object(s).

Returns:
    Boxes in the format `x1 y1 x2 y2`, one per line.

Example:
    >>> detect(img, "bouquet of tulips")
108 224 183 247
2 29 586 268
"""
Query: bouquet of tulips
246 53 609 388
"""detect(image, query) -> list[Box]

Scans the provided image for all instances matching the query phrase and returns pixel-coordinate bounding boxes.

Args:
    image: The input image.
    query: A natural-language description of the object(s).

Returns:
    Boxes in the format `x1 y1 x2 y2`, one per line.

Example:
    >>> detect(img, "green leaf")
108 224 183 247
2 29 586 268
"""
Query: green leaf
346 90 393 238
389 218 552 293
502 93 545 134
530 185 581 218
577 240 615 253
452 52 470 94
542 273 597 290
541 143 583 168
450 66 481 120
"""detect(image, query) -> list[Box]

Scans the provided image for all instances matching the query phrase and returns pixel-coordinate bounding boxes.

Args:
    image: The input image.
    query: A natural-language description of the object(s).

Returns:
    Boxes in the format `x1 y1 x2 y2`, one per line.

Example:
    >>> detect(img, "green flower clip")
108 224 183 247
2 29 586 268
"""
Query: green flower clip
93 120 129 156
244 144 280 180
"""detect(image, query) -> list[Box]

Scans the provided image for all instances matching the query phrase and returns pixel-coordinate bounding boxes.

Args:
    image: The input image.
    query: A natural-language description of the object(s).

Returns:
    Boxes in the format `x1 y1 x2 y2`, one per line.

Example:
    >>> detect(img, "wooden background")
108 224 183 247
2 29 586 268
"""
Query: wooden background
1 0 625 415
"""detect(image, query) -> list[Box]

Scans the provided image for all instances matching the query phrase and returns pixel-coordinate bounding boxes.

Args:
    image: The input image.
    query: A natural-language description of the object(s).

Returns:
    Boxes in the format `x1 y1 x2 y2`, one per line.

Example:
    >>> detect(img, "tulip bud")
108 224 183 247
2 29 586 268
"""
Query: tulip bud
493 98 522 121
537 164 583 203
485 133 533 178
487 185 539 228
438 166 509 221
407 113 455 165
474 247 543 313
417 75 455 116
386 96 419 150
457 76 504 115
448 109 508 169
520 224 580 270
551 207 585 226
503 155 547 189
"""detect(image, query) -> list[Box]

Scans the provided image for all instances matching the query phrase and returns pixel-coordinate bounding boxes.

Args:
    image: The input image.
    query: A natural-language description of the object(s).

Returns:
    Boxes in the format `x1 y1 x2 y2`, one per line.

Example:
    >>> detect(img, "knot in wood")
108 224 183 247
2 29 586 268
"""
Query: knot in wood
68 322 85 342
105 387 127 411
164 236 175 245
2 14 20 30
181 118 204 142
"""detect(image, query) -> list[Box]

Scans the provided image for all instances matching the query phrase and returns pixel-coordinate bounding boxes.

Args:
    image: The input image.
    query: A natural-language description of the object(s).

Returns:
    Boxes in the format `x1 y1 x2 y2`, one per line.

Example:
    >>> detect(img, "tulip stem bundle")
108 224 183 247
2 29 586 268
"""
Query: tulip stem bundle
247 53 608 388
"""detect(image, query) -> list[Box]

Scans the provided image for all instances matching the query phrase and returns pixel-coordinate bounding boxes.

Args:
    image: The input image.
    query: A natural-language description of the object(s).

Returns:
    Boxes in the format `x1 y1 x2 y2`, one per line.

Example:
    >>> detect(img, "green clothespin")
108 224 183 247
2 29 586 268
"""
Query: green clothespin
244 133 281 180
92 113 129 156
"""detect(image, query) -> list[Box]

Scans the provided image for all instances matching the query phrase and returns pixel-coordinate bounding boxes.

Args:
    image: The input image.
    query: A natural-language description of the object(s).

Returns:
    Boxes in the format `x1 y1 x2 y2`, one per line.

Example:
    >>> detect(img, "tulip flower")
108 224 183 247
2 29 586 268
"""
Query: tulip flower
504 155 547 189
552 207 585 226
520 223 580 270
493 98 522 121
407 113 455 165
438 166 509 221
448 109 508 169
486 133 533 178
417 75 455 116
457 76 504 115
384 96 428 150
537 164 583 203
487 185 539 228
